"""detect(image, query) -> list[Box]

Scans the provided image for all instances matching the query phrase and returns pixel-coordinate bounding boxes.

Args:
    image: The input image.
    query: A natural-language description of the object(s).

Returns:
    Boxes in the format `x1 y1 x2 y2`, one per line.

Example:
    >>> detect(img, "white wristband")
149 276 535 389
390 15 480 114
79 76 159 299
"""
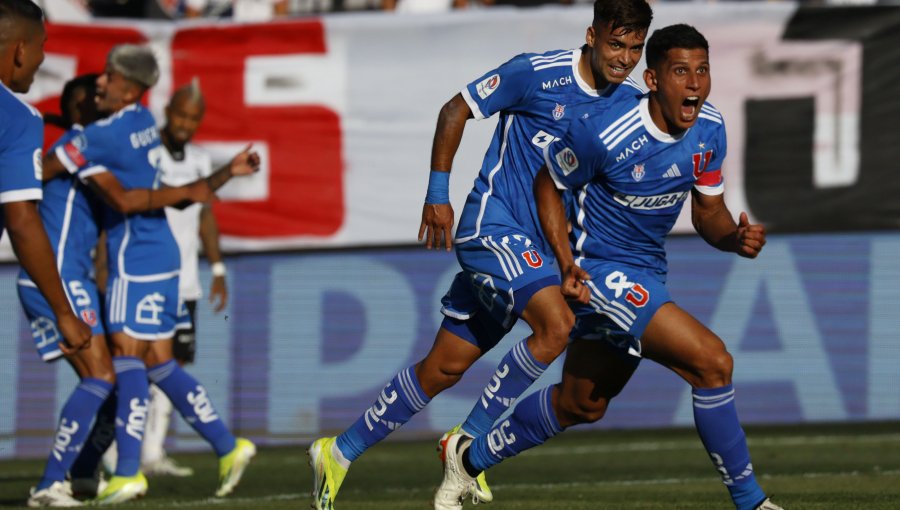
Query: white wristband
211 262 227 277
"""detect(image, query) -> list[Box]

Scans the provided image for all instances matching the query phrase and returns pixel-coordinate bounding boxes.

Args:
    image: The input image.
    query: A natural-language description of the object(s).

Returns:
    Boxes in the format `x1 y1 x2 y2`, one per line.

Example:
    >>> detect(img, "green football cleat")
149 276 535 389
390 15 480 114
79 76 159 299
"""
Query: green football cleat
216 438 257 497
93 472 148 505
309 437 348 510
438 425 493 503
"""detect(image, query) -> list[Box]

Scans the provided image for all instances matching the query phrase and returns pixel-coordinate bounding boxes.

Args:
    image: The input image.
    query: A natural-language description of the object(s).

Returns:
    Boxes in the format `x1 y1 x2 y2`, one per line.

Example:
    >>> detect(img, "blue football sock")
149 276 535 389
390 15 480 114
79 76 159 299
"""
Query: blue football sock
113 357 149 477
461 339 549 437
692 385 767 510
35 378 112 490
335 366 430 462
148 360 235 457
70 393 117 480
467 386 562 472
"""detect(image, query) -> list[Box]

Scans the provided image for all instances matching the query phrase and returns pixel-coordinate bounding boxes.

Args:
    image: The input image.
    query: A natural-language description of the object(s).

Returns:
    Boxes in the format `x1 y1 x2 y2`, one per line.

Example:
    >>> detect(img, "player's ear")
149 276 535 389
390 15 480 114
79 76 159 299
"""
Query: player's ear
643 68 657 92
585 25 595 47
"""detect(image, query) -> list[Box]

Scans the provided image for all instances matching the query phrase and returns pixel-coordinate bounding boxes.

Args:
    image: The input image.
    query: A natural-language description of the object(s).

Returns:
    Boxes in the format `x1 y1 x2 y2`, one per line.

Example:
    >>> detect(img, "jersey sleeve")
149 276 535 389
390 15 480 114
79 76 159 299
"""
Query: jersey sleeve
55 121 115 178
460 54 534 121
0 118 43 204
694 123 727 196
542 116 606 191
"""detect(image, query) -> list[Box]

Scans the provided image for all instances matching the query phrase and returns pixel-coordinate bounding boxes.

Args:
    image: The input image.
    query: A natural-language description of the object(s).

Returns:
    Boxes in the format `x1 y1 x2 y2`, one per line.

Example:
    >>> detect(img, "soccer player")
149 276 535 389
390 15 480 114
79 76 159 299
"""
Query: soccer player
140 80 230 478
42 44 258 504
309 1 652 508
438 24 784 510
1 0 91 355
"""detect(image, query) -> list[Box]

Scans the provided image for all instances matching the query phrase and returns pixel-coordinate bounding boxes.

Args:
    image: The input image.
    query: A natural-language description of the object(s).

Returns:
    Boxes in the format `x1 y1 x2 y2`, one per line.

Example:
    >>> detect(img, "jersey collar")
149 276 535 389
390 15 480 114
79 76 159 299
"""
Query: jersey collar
639 95 689 144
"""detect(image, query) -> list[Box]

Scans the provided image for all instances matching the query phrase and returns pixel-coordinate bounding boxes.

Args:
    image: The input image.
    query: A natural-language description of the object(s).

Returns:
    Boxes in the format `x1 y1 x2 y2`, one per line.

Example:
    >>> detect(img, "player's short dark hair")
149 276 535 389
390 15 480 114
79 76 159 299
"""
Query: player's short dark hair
593 0 652 35
0 0 44 25
645 24 709 70
58 74 99 128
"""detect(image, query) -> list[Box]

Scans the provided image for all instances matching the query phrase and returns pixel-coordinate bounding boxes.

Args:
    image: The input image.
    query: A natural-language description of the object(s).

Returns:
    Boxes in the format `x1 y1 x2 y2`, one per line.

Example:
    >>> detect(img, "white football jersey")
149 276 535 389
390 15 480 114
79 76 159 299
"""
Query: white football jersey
159 143 214 301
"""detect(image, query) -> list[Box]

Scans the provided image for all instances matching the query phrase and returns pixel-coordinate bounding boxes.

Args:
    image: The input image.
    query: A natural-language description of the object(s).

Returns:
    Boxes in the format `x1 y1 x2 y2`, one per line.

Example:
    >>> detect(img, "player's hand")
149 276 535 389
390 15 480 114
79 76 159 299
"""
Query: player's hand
561 264 591 304
188 180 214 203
418 203 454 251
209 275 228 313
57 312 92 356
229 144 261 177
735 211 766 259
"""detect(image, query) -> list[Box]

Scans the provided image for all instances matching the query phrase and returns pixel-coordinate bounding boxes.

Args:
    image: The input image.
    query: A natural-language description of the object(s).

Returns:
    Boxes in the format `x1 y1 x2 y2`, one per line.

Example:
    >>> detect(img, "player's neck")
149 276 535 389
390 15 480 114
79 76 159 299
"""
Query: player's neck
578 46 608 93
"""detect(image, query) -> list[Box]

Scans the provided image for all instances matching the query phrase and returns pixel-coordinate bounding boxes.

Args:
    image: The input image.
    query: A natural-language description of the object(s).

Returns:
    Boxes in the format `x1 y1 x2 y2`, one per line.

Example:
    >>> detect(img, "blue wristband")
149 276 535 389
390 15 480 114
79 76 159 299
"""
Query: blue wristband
425 170 451 204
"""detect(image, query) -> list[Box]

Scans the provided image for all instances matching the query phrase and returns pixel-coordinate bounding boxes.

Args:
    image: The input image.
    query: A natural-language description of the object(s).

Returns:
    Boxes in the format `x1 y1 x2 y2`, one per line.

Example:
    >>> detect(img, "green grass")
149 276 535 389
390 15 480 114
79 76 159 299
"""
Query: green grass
2 422 899 509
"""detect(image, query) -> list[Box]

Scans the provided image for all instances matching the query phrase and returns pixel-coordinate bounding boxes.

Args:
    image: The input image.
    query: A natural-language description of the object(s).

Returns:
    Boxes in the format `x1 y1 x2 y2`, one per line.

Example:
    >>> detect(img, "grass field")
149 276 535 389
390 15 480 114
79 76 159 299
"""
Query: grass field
2 422 899 509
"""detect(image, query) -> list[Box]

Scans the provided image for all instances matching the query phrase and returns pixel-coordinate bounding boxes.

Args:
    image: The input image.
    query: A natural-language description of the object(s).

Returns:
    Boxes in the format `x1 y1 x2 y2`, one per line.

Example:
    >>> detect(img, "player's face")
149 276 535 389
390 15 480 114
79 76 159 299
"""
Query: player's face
644 47 711 134
95 68 140 113
9 22 46 93
164 96 204 146
586 22 646 87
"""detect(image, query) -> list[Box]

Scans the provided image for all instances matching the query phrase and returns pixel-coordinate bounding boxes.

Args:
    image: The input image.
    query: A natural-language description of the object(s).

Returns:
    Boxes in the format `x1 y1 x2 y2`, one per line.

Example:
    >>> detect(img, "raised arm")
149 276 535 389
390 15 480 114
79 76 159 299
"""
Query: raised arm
534 167 590 304
691 190 766 259
418 93 473 251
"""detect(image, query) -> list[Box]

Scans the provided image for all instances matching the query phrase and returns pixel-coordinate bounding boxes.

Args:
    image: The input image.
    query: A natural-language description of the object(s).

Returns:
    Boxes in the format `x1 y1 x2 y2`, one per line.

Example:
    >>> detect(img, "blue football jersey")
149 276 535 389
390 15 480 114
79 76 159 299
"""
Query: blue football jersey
56 103 180 278
455 47 645 256
0 82 44 230
545 94 726 278
19 126 103 284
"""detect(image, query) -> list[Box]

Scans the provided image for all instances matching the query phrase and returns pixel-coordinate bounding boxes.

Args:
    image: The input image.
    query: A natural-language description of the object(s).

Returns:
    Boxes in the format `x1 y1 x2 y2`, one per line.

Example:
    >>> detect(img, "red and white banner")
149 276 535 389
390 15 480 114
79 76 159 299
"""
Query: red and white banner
9 4 898 257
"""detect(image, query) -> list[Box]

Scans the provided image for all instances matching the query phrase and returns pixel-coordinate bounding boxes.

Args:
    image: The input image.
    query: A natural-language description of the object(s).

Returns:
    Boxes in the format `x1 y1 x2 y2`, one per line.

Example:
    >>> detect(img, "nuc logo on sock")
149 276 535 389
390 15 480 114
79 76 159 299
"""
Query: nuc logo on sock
364 386 399 432
51 419 79 462
710 452 754 486
487 420 517 457
481 364 513 410
187 386 220 424
126 398 148 441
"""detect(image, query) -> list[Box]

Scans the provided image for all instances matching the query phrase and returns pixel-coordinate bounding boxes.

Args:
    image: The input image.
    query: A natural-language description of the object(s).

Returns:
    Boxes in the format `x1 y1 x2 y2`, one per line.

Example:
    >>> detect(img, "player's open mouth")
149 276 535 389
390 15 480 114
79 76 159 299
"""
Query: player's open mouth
681 96 700 118
609 65 628 77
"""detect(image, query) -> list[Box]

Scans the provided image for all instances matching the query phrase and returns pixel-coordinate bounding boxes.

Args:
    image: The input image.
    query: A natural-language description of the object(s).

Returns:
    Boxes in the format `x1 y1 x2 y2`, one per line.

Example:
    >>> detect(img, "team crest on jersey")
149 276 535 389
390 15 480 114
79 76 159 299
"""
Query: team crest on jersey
476 74 501 100
555 147 579 175
521 249 544 269
552 103 566 121
631 164 645 182
80 308 98 327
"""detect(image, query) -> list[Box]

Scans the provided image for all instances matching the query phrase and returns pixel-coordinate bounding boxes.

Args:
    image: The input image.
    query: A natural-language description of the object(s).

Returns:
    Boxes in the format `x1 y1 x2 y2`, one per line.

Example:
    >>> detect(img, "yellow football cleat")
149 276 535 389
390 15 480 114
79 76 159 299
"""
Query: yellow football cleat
309 437 348 510
216 438 257 497
94 472 148 505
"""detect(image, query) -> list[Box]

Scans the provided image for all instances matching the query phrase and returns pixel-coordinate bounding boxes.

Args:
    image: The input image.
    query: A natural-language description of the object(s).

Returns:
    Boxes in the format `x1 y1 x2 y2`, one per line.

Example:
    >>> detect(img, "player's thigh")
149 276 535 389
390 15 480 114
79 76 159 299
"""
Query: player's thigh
69 334 115 382
454 234 560 329
640 302 732 386
143 338 175 367
555 339 639 426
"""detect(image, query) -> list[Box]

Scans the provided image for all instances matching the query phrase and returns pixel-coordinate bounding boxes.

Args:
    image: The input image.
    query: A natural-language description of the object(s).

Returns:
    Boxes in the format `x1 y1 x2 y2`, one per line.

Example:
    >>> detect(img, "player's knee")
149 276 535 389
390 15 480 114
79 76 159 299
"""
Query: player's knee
417 359 466 396
88 365 116 385
556 394 609 426
694 349 733 388
530 312 575 361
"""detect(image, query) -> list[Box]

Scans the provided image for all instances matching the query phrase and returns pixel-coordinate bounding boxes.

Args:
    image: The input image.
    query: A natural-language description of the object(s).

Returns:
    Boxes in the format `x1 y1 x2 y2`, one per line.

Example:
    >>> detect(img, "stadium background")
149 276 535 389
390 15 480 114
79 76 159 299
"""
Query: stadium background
2 3 900 459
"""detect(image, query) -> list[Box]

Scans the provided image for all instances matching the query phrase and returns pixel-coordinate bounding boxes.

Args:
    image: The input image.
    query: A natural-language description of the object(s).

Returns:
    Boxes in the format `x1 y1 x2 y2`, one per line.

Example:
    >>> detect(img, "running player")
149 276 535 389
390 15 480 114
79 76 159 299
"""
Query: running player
309 1 652 508
438 24 783 510
0 0 91 359
42 45 258 504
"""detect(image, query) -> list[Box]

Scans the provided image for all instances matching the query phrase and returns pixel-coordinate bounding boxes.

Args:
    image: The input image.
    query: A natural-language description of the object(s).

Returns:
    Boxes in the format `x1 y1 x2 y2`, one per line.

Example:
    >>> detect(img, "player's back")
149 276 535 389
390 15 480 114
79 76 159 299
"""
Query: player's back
0 82 44 230
456 47 644 255
554 94 726 277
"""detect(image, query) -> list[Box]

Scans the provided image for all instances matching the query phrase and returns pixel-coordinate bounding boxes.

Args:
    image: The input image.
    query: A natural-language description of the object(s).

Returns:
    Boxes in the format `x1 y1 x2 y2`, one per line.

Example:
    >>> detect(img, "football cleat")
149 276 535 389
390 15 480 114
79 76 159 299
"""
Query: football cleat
216 438 257 497
27 481 84 507
439 425 493 503
93 473 148 505
755 498 785 510
434 433 479 510
309 437 348 510
142 456 194 477
70 475 108 500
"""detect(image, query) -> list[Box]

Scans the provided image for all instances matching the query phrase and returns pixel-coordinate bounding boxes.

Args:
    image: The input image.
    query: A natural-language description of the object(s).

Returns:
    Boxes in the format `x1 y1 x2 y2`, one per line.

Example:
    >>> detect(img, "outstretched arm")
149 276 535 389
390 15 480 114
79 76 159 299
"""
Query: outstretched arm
418 94 473 251
85 172 212 214
691 189 766 259
534 167 590 304
3 201 92 354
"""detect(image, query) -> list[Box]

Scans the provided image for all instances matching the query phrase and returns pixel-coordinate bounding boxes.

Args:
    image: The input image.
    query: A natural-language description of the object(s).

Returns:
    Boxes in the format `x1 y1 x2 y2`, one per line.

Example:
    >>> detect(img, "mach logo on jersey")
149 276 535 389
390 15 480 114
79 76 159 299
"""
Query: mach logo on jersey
542 75 573 90
615 134 649 163
613 191 689 210
477 74 501 99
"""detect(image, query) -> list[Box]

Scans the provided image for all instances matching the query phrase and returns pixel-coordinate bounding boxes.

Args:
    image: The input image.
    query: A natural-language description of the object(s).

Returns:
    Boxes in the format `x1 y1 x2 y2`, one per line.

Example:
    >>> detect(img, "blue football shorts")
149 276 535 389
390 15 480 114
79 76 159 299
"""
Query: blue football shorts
569 260 672 362
18 276 105 362
105 274 180 340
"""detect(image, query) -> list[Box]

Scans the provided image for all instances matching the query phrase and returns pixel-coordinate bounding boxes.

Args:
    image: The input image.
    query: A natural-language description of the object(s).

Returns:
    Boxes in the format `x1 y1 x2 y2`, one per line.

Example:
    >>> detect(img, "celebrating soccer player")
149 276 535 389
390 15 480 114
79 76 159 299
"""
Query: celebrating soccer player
437 24 783 510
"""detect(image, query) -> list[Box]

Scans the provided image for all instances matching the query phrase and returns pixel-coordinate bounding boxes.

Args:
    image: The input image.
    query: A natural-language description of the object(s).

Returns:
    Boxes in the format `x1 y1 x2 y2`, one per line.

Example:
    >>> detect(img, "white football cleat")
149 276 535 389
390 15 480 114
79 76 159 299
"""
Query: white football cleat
142 456 194 477
434 433 479 510
27 481 84 507
755 498 785 510
438 425 493 503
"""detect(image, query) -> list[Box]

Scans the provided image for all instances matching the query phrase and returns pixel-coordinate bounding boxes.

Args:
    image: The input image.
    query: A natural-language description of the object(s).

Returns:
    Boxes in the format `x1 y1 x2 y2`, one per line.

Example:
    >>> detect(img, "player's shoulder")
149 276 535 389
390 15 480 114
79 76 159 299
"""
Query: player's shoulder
694 101 726 140
0 85 43 140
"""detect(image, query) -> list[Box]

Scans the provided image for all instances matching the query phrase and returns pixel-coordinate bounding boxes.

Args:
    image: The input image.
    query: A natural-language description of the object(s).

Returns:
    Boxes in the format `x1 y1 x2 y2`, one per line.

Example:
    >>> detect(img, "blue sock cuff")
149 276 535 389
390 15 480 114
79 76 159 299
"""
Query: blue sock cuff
693 384 734 397
512 340 549 379
147 359 178 383
424 170 450 204
113 356 145 374
79 378 114 400
395 367 430 412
